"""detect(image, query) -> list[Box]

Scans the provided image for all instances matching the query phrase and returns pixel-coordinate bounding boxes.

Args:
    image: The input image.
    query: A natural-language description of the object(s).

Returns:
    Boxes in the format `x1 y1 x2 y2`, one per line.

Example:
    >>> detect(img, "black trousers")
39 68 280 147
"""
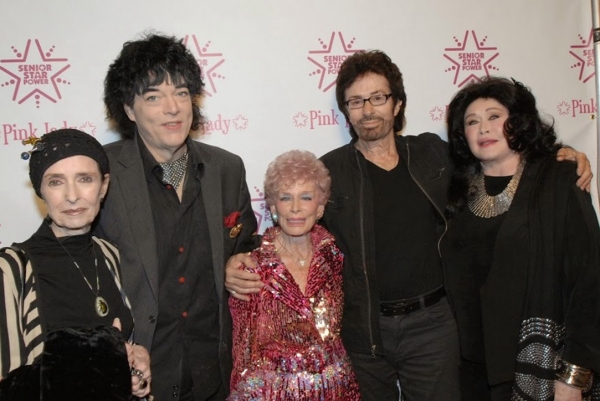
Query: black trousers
348 297 461 401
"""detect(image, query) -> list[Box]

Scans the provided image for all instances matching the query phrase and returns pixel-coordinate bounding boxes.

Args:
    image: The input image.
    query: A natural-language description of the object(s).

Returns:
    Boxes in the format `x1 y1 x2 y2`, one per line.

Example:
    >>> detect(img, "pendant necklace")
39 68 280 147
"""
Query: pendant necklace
276 235 312 267
58 240 109 317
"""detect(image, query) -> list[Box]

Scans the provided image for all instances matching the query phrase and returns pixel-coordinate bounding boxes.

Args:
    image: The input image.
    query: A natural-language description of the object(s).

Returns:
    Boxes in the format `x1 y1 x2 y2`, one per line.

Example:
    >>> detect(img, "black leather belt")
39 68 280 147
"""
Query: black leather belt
379 286 446 316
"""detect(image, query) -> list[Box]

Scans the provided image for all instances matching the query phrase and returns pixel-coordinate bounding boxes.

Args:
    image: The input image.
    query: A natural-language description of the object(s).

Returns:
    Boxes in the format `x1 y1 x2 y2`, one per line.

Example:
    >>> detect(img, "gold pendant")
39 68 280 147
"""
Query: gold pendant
96 296 109 317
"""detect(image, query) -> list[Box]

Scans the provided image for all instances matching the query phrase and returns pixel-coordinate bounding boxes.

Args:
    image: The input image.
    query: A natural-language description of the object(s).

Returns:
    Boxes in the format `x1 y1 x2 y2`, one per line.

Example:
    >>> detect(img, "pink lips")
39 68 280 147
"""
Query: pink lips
286 219 306 226
63 208 86 215
479 139 497 147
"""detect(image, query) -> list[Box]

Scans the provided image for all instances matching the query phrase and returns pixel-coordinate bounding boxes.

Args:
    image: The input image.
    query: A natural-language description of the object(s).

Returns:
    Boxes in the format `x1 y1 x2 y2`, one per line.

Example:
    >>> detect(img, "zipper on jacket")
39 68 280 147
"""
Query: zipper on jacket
355 150 376 358
404 143 448 257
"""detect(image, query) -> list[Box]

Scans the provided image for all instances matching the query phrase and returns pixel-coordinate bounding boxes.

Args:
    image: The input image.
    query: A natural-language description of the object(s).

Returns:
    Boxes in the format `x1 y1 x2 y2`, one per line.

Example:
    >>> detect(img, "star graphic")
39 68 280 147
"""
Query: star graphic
183 35 225 97
430 106 445 121
569 30 595 83
79 121 97 136
0 39 70 107
293 112 308 127
557 101 571 116
232 115 248 130
307 32 362 92
443 31 500 87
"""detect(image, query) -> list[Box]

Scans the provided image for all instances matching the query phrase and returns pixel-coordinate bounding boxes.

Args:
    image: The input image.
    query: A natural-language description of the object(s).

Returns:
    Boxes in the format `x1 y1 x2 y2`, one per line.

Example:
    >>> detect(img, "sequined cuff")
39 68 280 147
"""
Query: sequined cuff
555 360 592 390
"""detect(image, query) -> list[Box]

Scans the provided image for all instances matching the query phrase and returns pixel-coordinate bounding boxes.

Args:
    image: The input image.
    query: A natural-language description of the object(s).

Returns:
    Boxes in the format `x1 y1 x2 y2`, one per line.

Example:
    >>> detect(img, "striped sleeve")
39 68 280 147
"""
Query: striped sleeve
0 248 43 378
0 249 36 378
93 238 131 312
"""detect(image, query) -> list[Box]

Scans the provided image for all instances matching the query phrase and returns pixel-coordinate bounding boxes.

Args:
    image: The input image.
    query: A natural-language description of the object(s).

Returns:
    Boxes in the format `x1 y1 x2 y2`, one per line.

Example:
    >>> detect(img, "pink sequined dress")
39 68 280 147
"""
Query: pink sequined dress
228 224 361 400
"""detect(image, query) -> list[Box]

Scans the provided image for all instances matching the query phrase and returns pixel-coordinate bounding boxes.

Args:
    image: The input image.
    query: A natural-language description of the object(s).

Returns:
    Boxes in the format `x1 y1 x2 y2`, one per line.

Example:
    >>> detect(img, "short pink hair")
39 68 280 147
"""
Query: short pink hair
264 150 331 207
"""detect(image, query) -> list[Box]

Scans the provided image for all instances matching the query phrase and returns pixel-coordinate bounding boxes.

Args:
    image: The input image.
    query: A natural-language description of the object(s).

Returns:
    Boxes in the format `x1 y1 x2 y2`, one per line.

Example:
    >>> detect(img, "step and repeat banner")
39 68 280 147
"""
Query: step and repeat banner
0 0 597 244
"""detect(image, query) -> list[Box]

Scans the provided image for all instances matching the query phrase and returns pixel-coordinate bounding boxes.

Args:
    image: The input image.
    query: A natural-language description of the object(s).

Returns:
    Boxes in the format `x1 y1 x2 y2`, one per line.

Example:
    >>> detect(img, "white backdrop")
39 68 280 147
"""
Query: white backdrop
0 0 597 246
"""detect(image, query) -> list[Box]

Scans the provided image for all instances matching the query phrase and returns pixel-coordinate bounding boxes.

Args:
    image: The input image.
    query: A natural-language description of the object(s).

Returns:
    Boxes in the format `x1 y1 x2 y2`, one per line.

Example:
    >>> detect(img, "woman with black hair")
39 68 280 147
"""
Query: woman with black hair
443 77 600 401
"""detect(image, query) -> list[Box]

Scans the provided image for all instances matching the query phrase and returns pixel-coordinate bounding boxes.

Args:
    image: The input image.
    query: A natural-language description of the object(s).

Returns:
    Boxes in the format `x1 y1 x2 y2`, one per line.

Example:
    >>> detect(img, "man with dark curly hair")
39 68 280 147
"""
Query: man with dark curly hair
97 33 259 401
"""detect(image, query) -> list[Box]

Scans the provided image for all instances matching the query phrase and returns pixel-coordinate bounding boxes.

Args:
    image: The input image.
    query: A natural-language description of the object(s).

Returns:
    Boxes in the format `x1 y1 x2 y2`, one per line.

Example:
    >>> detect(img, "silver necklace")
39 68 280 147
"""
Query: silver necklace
276 236 312 267
468 160 526 218
58 240 109 317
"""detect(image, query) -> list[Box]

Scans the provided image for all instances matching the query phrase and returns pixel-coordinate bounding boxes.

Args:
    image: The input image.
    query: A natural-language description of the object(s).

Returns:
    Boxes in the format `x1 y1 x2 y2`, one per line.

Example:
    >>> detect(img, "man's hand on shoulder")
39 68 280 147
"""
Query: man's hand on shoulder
225 253 262 301
557 147 593 192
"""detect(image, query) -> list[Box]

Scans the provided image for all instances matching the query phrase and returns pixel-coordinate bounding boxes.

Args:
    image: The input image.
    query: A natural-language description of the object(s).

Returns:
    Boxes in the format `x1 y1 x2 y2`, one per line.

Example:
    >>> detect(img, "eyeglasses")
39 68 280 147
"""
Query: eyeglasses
345 94 393 109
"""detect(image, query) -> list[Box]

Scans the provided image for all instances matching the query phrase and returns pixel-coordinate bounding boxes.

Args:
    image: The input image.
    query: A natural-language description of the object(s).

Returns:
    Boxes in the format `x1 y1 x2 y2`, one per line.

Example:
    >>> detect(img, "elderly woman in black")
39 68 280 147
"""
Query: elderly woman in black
443 77 600 401
0 129 151 400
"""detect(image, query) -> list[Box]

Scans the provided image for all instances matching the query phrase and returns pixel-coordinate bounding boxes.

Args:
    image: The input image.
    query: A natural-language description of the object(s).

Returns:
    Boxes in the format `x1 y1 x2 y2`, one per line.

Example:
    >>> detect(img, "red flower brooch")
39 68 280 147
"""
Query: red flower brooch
224 211 243 238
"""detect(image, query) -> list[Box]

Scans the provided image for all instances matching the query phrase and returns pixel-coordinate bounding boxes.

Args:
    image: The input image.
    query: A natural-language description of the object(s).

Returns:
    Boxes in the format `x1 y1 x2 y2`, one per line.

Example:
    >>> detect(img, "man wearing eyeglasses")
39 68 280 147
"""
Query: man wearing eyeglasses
318 50 460 401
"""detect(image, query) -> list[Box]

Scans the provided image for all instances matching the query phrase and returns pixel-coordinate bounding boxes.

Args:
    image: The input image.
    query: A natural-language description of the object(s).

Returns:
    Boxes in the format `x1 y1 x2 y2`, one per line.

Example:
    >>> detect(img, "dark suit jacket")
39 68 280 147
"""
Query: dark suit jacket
95 136 259 391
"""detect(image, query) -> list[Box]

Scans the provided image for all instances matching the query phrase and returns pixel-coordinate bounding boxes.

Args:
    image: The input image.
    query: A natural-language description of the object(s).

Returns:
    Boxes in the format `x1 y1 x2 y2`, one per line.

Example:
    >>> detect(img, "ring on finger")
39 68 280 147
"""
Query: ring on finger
131 368 144 380
230 290 237 295
139 378 148 390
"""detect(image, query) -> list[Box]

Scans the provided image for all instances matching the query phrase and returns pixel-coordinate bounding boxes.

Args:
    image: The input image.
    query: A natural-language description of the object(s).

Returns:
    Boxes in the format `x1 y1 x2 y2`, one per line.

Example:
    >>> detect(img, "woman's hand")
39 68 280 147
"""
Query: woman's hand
555 380 582 401
225 252 262 301
113 318 151 398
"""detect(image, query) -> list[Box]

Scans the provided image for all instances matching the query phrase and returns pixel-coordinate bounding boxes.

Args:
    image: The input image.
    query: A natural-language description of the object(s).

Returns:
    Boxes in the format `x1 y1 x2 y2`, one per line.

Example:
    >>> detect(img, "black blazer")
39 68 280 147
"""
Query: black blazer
95 136 259 389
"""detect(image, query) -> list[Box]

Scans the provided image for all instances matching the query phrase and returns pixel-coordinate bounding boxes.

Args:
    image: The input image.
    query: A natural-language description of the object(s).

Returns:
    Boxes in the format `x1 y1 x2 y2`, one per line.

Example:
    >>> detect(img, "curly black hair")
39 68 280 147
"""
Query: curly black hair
104 33 205 139
335 50 407 140
445 76 560 216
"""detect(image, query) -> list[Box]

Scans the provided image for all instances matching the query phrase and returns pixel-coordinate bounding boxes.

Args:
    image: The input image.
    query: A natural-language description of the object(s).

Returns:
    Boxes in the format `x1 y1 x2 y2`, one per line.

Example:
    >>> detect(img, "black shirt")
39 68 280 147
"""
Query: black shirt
443 175 510 363
367 158 444 301
138 136 221 400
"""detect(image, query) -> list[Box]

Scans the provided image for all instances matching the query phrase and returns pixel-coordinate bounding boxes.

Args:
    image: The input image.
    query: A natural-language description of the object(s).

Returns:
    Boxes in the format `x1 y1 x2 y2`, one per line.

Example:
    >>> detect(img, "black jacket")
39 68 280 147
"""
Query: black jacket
96 136 259 398
443 158 600 393
320 133 451 356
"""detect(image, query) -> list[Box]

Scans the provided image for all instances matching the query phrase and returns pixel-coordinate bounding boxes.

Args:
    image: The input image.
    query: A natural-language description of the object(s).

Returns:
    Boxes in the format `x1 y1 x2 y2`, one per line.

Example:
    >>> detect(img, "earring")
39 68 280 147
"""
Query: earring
271 212 278 224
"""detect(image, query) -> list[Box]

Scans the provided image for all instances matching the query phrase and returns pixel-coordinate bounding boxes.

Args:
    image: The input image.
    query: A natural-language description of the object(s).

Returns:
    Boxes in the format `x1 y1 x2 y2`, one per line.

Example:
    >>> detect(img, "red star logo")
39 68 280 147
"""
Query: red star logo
557 101 571 116
307 32 362 92
232 115 248 130
183 35 225 97
569 30 595 83
430 106 445 121
443 31 500 87
293 112 308 127
0 39 71 108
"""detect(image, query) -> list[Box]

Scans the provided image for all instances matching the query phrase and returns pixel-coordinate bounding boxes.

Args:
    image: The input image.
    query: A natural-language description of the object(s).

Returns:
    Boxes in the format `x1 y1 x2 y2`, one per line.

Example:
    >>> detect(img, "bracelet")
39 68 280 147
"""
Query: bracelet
555 360 592 390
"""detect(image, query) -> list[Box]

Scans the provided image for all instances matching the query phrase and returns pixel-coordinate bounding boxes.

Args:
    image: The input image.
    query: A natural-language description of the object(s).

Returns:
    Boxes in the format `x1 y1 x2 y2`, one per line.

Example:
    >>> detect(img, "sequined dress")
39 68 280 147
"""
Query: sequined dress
228 224 361 400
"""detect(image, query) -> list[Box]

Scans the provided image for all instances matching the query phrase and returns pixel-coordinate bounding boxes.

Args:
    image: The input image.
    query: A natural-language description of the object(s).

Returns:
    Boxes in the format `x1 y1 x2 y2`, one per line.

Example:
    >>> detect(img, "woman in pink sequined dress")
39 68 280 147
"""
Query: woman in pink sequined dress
228 150 360 400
